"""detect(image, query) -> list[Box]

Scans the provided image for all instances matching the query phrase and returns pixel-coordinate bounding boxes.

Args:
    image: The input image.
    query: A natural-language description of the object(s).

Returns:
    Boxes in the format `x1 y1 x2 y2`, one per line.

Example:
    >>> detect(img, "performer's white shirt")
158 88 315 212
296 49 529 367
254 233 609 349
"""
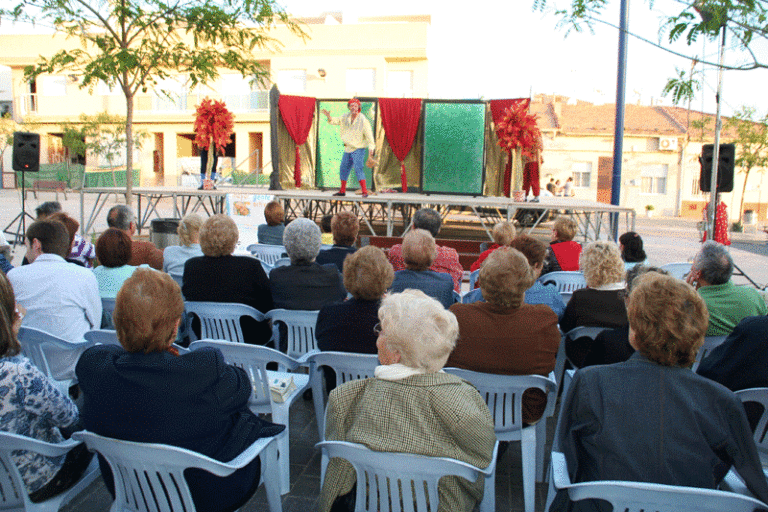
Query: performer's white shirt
328 112 375 153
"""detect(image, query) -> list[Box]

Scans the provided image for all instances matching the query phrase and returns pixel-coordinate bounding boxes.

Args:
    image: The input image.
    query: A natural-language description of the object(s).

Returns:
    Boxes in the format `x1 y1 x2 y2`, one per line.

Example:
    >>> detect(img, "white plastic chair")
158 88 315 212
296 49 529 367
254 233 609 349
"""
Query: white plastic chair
272 257 291 268
84 329 189 354
168 272 184 289
184 302 269 344
538 271 586 304
0 431 100 512
17 326 95 395
691 334 728 372
300 351 379 440
73 430 282 512
560 326 609 397
469 269 480 290
188 339 309 495
546 450 768 512
247 244 287 265
736 388 768 467
660 261 693 280
317 439 499 512
265 309 319 358
101 297 116 329
443 368 555 512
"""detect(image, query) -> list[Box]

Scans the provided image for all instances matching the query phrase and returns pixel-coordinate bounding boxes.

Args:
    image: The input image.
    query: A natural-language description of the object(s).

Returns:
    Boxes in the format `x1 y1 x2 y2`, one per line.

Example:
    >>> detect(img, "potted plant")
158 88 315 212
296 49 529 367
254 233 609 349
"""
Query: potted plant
645 204 655 218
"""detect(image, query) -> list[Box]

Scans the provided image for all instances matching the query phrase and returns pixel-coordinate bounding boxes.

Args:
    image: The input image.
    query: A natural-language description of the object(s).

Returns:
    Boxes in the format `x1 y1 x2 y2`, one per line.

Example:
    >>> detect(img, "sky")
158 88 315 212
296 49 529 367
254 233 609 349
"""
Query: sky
278 0 768 117
2 0 766 117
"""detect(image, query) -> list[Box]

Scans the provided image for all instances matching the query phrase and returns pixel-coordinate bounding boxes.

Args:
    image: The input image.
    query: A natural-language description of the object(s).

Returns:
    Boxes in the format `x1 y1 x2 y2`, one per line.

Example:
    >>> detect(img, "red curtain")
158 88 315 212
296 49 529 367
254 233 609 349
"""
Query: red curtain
490 98 530 197
379 98 422 192
278 95 317 187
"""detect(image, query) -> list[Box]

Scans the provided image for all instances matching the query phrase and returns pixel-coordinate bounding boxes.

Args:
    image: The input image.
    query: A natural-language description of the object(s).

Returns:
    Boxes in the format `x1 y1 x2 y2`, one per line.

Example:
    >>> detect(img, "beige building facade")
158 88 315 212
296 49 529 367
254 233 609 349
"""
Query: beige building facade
0 13 429 186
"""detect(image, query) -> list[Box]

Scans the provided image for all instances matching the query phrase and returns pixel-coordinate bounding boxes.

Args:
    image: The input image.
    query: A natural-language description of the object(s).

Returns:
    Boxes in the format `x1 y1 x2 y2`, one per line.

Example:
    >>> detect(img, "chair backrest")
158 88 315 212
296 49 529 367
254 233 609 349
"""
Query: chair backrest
184 302 267 344
272 257 291 268
659 262 693 280
84 329 121 346
169 272 184 289
735 388 768 466
247 244 287 265
538 271 587 294
469 269 479 290
304 351 379 439
17 326 92 394
443 368 555 438
0 431 87 511
265 309 319 358
73 430 278 512
549 451 768 512
562 326 609 368
189 340 300 415
317 440 498 512
101 297 116 329
691 335 728 372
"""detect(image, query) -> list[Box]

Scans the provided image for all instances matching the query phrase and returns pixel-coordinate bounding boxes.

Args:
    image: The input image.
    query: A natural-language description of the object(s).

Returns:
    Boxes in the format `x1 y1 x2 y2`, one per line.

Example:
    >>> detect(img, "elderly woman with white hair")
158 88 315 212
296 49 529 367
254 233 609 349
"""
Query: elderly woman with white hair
319 290 496 512
389 229 456 308
269 218 346 310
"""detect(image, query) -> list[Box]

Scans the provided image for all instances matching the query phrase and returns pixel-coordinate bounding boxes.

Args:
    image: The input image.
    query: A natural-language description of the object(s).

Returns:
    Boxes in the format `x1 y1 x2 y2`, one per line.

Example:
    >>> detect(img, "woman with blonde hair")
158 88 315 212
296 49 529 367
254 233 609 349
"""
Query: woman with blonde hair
552 273 768 510
76 269 284 512
389 229 455 308
449 247 560 423
470 221 516 273
320 290 496 512
541 216 581 275
560 240 628 367
162 213 203 275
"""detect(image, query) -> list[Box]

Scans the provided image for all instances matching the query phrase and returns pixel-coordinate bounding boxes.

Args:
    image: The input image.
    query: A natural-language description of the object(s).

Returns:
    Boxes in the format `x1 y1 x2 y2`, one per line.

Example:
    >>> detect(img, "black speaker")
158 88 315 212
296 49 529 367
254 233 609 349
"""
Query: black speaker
12 132 40 172
699 143 734 193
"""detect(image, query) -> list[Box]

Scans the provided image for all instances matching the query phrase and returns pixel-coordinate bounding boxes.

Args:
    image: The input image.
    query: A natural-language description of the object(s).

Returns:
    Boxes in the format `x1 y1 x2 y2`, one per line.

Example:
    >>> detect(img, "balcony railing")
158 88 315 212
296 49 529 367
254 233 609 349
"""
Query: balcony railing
140 91 269 113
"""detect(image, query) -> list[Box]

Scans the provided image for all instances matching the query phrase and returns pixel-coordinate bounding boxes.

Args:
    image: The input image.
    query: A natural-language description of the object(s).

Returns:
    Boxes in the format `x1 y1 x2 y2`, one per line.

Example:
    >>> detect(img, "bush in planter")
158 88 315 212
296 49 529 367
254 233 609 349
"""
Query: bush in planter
731 221 744 233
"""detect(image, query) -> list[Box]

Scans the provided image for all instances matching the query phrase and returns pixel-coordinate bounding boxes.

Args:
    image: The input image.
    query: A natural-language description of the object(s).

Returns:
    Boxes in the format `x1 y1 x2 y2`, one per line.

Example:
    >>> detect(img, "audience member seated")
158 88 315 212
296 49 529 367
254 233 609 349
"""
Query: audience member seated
619 231 647 270
581 265 668 368
470 221 516 273
551 273 768 511
319 290 496 512
464 234 566 319
8 219 101 379
448 247 560 424
320 214 334 245
0 272 93 503
92 228 150 299
162 213 203 275
686 240 767 336
76 269 285 512
316 246 393 354
269 218 346 310
388 208 463 292
541 216 581 275
698 315 768 429
316 210 359 272
389 229 455 309
183 214 273 344
21 202 95 267
48 212 92 267
257 200 286 246
560 240 628 368
107 205 163 270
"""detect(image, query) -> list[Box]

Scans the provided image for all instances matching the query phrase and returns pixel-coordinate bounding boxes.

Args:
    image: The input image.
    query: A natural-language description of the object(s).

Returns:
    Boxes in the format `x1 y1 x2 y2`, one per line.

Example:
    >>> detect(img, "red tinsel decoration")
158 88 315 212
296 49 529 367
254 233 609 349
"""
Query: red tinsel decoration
496 102 542 159
194 98 235 153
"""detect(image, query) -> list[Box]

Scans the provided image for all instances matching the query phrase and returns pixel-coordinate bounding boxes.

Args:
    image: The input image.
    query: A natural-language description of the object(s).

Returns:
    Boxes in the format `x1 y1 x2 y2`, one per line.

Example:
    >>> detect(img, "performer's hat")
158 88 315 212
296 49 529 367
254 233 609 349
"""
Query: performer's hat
348 98 361 107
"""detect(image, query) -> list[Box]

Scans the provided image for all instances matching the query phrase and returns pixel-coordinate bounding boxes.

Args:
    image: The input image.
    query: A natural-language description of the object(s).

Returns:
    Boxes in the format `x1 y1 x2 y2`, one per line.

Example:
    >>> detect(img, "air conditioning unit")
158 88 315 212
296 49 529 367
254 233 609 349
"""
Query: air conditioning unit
659 137 678 151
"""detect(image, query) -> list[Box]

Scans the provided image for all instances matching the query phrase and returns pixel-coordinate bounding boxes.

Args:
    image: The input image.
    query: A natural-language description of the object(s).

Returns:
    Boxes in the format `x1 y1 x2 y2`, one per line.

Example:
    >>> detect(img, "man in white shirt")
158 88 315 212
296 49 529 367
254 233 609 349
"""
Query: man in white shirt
322 98 376 197
8 219 101 379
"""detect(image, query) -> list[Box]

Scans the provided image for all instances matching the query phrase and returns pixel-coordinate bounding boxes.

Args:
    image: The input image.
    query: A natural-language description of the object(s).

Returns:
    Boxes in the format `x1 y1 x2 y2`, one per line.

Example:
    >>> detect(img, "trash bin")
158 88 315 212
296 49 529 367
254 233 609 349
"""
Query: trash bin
150 218 180 250
744 210 756 225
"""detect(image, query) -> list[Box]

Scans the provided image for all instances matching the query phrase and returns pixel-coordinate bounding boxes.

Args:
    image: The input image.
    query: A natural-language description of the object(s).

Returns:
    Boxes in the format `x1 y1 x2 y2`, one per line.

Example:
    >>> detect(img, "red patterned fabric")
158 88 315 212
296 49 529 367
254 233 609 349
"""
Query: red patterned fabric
702 201 731 246
379 98 422 191
278 95 317 187
490 98 530 197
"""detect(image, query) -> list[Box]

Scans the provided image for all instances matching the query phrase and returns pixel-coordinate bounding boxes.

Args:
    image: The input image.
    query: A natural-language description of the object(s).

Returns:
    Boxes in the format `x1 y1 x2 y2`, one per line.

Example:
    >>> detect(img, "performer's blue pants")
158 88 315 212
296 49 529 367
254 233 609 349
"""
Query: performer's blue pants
339 149 366 182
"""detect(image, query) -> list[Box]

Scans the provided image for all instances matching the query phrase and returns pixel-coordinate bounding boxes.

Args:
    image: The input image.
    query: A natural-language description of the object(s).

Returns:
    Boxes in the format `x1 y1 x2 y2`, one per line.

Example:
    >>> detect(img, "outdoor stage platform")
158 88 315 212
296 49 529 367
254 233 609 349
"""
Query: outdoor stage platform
79 186 636 243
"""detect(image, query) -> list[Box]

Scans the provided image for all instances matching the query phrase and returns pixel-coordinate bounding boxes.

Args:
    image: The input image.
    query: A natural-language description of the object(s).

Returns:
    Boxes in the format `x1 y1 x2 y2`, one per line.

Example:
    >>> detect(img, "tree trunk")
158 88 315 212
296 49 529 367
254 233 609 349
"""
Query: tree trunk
125 90 134 206
739 167 751 222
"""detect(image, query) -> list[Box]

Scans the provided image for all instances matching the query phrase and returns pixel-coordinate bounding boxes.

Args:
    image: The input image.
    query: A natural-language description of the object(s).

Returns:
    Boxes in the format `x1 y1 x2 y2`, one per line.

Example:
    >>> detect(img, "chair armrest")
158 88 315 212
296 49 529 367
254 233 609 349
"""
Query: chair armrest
222 436 278 471
297 349 321 366
1 433 81 458
551 451 572 489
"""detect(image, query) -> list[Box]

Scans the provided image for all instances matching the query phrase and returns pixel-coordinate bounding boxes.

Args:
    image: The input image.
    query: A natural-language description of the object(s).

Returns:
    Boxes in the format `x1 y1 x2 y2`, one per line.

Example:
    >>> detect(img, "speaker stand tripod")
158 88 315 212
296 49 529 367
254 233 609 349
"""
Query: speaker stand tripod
3 170 34 247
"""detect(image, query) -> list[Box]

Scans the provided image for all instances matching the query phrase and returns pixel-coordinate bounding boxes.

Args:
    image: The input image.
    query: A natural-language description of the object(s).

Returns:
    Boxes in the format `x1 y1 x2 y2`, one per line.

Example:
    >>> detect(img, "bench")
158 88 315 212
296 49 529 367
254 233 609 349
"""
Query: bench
360 235 484 271
25 180 68 201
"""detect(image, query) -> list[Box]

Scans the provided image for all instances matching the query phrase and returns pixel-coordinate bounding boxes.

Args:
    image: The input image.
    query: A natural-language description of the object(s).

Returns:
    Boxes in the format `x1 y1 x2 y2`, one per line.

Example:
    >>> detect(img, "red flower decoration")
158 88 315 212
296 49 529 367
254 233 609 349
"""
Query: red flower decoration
496 102 541 159
194 98 235 153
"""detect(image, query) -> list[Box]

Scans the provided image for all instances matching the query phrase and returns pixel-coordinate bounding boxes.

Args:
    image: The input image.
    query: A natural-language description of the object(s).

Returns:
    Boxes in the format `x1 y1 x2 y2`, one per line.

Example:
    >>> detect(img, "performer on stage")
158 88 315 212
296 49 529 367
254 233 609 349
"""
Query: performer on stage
523 136 543 202
321 98 376 198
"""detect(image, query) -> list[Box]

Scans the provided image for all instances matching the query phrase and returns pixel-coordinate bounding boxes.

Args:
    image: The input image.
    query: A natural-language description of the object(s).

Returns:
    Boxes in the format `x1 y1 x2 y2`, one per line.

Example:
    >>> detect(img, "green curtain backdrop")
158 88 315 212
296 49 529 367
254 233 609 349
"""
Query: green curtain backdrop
316 100 376 190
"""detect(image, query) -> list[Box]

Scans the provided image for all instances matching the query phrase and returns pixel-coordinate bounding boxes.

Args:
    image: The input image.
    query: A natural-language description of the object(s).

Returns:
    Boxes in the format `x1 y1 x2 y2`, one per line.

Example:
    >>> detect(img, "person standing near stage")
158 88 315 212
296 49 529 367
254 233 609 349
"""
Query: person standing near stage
321 98 376 198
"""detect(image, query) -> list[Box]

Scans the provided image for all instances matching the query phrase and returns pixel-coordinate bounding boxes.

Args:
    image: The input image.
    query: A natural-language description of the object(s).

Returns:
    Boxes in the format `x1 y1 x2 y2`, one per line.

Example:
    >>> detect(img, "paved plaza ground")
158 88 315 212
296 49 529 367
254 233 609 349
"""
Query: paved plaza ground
0 186 765 511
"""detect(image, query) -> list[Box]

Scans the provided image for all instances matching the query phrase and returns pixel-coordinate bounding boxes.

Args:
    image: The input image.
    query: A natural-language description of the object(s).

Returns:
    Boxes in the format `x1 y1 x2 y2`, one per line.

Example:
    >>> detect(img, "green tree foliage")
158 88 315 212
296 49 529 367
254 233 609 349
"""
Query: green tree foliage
725 107 768 217
2 0 304 204
661 67 701 105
